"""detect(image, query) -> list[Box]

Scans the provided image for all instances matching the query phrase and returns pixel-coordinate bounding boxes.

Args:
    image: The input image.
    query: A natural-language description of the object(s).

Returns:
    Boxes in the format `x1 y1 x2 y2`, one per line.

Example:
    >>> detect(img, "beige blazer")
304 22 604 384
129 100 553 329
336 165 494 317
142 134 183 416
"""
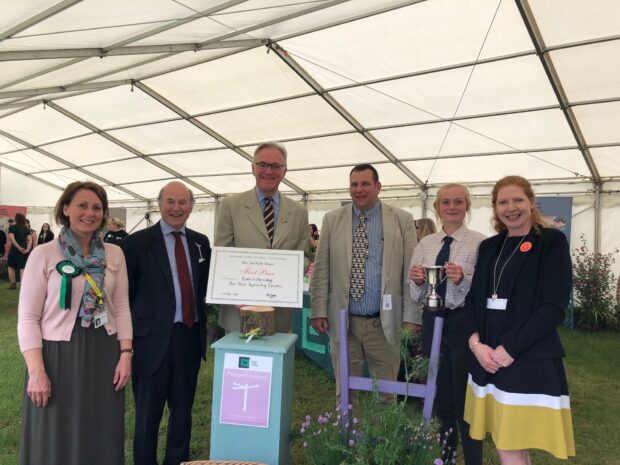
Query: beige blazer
215 188 309 331
310 202 419 346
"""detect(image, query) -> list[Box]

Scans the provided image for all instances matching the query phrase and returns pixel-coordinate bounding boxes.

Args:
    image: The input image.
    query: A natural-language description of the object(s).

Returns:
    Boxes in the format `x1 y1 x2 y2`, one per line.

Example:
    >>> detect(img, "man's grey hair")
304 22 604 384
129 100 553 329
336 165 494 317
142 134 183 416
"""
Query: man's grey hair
253 141 287 163
157 182 195 206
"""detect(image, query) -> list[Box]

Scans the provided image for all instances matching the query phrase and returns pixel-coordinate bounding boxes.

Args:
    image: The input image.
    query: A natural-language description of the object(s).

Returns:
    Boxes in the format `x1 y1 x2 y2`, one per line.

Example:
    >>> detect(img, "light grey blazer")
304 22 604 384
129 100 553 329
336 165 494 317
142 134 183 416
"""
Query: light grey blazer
215 188 309 331
310 202 418 345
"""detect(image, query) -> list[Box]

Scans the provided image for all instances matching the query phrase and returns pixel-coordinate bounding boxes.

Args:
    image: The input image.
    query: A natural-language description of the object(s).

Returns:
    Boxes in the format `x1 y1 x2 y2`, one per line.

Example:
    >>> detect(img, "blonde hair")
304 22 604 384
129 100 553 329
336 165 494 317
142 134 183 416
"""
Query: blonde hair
491 175 546 233
109 217 125 229
432 183 472 224
415 218 437 239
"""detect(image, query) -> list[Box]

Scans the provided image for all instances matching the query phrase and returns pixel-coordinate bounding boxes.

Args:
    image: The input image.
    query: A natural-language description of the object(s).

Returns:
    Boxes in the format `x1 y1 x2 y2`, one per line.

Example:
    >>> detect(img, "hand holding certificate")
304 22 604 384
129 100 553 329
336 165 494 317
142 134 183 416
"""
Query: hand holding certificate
206 247 304 308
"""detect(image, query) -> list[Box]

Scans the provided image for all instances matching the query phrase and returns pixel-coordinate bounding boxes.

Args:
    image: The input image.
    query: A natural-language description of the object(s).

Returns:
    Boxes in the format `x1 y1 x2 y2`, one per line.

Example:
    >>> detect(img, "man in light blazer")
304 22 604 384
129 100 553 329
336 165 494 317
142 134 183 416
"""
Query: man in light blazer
215 141 308 333
123 181 211 465
310 163 419 399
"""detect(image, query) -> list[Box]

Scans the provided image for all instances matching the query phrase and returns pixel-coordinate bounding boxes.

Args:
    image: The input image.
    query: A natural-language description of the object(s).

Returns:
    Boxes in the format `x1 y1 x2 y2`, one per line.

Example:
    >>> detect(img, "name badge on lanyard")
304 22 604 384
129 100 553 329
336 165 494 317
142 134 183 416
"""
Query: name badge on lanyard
486 298 508 310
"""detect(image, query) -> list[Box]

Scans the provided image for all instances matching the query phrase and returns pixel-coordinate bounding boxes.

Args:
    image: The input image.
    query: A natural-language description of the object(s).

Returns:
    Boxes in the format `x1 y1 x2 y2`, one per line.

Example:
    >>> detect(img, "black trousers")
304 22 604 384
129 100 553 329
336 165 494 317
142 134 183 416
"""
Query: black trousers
133 324 201 465
423 309 483 465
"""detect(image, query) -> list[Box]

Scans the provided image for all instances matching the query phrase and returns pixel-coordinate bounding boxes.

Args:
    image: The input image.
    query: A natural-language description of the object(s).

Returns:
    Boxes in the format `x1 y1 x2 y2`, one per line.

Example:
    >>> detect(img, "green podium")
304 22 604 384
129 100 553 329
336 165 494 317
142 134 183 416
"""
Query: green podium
210 332 298 465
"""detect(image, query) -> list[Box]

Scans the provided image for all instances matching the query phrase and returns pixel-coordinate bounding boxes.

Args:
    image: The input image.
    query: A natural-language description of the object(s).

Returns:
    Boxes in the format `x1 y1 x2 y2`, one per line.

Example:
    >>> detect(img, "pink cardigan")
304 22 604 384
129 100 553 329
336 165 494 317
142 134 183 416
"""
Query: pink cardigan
17 240 133 353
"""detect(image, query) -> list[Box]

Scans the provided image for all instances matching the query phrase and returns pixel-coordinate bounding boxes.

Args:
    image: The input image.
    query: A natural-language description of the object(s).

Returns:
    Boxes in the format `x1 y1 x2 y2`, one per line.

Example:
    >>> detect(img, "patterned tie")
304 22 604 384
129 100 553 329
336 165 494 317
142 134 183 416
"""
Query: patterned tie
349 212 369 301
435 236 453 301
263 196 275 245
173 232 195 327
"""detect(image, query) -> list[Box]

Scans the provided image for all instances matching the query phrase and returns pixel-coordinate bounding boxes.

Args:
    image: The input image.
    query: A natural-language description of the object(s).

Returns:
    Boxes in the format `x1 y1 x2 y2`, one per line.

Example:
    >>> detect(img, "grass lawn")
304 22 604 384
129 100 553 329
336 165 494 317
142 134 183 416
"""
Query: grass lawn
1 284 619 464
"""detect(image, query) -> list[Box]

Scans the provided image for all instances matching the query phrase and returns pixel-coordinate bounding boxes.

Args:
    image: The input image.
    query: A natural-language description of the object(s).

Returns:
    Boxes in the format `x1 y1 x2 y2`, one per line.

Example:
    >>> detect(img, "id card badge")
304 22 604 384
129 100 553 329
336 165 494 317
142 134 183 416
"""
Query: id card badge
382 294 393 311
93 310 109 329
486 298 508 310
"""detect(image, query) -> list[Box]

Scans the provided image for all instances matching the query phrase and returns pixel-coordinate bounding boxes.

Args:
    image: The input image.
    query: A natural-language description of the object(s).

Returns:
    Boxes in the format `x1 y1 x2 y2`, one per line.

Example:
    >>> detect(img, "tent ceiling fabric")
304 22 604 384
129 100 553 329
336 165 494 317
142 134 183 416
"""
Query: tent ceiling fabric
1 0 619 204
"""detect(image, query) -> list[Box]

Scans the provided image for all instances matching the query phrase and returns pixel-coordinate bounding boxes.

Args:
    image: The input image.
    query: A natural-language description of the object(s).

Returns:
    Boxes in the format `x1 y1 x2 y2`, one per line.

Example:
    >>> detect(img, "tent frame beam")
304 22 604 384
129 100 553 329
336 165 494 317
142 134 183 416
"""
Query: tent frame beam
45 100 218 198
516 0 602 252
0 0 348 100
0 0 83 42
0 128 148 201
516 0 600 183
0 0 250 94
134 81 307 197
0 40 267 61
269 41 425 189
0 161 64 192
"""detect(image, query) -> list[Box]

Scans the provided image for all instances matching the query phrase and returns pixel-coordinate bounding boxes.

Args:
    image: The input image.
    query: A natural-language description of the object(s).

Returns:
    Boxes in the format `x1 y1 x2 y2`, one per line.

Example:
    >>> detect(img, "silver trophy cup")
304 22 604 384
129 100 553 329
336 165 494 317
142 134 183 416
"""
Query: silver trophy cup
424 265 446 310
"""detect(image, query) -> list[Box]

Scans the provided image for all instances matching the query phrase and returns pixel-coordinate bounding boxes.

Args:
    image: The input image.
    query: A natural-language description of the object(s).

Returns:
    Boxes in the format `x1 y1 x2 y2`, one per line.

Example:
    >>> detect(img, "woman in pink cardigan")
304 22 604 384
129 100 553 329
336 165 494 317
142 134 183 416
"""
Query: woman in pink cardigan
17 181 133 465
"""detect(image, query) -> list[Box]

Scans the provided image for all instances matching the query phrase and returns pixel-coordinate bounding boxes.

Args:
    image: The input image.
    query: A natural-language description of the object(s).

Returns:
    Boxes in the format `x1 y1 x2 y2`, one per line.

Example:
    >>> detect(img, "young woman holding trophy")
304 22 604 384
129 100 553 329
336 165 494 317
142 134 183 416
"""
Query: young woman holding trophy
463 176 575 464
409 183 486 465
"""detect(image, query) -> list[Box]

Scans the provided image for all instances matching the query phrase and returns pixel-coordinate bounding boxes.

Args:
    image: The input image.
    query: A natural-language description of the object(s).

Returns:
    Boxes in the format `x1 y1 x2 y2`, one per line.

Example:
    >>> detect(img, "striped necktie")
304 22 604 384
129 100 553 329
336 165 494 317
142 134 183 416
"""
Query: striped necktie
263 196 275 244
349 212 368 301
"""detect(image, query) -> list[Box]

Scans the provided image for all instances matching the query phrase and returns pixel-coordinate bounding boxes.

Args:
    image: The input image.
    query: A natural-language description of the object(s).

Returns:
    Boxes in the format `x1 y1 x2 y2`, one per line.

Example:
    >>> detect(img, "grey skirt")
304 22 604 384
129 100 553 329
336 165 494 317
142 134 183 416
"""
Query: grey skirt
20 319 125 465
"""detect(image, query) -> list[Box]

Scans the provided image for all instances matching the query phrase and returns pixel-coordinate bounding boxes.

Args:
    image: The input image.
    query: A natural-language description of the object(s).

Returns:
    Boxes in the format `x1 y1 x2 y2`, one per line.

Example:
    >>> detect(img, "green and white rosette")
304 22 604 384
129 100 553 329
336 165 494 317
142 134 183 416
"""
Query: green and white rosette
56 260 82 310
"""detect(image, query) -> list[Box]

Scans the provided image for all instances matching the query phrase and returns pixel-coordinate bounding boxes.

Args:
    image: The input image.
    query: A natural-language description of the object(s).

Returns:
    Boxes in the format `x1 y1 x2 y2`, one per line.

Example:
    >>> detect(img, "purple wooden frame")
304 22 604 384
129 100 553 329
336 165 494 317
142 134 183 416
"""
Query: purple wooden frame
338 309 443 424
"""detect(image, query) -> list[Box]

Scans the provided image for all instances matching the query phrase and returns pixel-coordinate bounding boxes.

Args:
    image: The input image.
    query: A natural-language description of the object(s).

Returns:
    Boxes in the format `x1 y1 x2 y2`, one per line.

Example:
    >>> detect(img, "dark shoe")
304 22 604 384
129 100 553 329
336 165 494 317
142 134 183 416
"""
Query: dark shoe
9 283 16 289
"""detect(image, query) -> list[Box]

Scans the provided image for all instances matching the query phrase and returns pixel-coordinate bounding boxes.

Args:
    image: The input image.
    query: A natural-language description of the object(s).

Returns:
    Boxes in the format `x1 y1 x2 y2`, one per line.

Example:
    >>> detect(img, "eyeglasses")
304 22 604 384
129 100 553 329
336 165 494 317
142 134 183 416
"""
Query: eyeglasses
254 162 285 171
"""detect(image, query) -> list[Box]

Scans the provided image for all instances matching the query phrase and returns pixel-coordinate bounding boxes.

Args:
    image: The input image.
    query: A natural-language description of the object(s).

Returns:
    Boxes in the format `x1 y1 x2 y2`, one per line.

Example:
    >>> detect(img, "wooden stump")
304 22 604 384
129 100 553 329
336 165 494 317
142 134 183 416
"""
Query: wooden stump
240 306 276 336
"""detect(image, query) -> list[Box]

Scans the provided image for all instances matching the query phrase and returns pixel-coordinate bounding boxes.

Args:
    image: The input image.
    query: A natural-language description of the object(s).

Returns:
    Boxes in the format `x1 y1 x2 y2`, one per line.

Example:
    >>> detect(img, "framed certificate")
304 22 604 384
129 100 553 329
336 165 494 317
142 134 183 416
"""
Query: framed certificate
206 246 304 307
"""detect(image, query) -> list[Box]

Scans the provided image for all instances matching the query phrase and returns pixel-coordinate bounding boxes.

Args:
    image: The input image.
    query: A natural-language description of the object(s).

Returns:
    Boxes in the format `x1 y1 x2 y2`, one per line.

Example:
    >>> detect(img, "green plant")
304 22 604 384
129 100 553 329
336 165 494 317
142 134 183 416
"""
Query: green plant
205 304 225 342
299 407 351 465
351 393 446 465
299 400 447 465
299 330 447 465
400 328 430 383
572 235 618 331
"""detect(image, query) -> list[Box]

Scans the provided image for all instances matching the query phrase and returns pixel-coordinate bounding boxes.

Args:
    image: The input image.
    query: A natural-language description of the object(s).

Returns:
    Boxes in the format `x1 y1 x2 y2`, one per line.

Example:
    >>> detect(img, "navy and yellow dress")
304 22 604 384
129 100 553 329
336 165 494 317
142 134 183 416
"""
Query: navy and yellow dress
463 227 575 459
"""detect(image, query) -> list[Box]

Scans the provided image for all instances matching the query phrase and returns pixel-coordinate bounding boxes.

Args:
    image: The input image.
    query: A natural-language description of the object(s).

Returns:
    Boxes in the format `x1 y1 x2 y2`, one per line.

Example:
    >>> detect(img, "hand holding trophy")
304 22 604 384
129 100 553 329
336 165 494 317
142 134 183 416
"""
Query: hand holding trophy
423 265 447 310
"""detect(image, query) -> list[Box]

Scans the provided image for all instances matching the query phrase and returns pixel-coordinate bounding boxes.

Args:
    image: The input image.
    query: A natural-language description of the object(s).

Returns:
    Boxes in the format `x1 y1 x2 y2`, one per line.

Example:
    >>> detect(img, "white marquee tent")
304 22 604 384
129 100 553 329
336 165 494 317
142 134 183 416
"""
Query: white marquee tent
1 0 619 274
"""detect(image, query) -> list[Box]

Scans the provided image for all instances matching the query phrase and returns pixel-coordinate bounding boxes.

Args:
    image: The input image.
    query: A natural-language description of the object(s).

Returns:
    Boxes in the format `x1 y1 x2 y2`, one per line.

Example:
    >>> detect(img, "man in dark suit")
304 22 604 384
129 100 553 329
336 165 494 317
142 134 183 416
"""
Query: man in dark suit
123 181 211 465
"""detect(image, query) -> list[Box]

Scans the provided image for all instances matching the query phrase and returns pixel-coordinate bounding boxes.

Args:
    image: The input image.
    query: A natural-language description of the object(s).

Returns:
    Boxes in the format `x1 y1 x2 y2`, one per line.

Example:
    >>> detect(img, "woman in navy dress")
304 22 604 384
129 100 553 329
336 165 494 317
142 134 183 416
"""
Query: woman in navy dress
463 176 575 463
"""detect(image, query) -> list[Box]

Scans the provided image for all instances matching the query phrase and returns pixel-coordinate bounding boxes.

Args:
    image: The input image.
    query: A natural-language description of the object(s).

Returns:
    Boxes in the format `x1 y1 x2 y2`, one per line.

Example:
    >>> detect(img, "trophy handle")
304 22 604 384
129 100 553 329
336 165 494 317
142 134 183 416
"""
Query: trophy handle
439 265 448 284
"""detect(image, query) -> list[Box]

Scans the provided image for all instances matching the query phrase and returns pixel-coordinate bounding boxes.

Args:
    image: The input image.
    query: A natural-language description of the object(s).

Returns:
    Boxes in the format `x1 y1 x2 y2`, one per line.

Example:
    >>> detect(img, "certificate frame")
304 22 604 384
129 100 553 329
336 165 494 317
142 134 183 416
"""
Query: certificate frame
206 246 304 308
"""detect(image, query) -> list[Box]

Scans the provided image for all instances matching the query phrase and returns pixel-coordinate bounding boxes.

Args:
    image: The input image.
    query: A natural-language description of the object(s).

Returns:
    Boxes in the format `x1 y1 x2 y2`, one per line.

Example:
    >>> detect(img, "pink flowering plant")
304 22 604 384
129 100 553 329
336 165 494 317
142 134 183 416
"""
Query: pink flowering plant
299 408 351 465
299 330 448 464
299 398 447 465
348 391 448 465
572 235 618 331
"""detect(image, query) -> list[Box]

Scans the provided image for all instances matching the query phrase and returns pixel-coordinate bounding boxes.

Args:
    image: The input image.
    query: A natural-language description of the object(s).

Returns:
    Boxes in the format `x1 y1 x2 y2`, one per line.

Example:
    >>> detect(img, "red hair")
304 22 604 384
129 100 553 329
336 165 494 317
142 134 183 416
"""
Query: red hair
491 176 546 233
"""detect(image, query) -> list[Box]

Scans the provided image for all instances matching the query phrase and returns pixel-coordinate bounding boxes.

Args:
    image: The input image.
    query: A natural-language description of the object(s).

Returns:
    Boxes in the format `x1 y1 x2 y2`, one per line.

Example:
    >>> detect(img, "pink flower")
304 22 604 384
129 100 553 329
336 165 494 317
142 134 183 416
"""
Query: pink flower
348 439 355 448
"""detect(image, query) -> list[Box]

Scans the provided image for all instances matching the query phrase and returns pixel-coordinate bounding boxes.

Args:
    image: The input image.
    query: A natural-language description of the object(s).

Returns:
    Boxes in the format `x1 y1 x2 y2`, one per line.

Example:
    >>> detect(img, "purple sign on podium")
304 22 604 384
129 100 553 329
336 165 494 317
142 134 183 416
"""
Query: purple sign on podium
219 353 273 428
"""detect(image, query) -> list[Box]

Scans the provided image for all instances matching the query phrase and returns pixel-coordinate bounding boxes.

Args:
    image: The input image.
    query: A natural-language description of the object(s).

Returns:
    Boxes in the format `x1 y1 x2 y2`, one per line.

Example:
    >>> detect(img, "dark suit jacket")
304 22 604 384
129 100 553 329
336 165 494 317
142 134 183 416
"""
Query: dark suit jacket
464 227 571 360
122 221 211 377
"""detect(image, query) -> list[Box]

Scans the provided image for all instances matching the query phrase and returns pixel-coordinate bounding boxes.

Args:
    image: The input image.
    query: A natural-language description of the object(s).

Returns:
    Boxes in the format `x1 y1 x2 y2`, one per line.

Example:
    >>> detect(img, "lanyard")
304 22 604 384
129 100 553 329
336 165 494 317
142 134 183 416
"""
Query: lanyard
84 272 104 306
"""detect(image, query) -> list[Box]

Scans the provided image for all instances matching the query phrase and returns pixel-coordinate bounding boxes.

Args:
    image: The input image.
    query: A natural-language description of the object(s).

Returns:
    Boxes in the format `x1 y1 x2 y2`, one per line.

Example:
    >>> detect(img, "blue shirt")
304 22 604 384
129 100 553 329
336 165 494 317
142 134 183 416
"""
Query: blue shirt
349 202 384 316
256 187 280 228
160 220 197 323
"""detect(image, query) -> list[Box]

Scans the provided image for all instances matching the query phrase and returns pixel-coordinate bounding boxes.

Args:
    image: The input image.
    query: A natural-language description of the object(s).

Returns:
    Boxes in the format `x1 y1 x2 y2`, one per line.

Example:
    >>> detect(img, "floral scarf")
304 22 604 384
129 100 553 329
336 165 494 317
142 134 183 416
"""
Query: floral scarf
58 227 105 322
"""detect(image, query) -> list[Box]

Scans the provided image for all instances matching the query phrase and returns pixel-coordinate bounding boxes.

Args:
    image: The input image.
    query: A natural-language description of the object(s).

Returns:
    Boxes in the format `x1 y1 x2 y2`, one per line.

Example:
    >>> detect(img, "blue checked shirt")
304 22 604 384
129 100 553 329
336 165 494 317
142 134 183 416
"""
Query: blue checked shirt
349 202 384 316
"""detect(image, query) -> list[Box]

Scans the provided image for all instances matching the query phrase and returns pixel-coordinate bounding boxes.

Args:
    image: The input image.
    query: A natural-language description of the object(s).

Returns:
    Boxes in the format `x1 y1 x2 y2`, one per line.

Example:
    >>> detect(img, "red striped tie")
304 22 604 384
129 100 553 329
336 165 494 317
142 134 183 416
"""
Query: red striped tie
263 196 275 244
